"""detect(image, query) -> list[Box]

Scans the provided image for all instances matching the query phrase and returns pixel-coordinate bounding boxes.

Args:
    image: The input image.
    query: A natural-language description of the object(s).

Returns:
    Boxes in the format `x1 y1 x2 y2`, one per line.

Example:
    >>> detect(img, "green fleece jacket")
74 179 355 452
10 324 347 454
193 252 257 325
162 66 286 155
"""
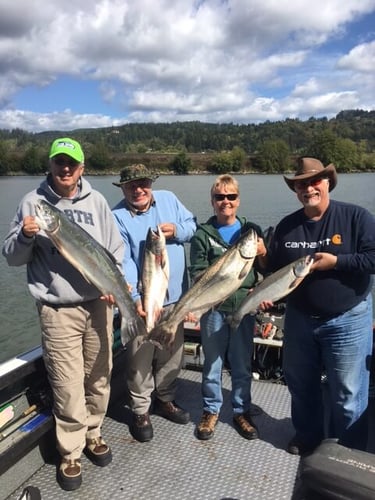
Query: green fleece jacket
189 216 264 314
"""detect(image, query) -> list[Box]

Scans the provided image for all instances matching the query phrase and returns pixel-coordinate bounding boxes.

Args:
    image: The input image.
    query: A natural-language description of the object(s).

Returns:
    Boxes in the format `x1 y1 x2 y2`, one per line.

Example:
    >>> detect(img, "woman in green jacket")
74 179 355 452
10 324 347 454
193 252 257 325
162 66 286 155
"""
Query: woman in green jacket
189 174 267 441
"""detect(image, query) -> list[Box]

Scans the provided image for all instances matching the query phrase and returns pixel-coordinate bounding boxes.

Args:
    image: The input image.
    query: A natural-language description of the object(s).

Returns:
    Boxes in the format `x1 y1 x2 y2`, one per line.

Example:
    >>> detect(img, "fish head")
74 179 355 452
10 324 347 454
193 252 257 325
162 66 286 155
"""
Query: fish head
294 255 315 277
145 225 166 255
238 228 258 260
34 200 61 233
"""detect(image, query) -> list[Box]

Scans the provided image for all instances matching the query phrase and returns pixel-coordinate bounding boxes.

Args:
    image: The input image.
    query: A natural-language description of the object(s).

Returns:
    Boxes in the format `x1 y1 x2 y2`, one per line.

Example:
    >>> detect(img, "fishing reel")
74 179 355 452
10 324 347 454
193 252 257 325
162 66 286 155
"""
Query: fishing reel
254 303 285 341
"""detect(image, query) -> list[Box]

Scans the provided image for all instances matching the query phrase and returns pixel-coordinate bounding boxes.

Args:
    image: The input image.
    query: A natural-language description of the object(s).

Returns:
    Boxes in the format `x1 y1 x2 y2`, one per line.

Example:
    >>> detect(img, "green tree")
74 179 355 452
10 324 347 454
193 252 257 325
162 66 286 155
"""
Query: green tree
88 142 111 171
230 146 247 172
0 140 9 174
333 138 360 172
257 140 290 173
306 129 338 165
209 151 233 174
169 152 192 174
22 146 46 174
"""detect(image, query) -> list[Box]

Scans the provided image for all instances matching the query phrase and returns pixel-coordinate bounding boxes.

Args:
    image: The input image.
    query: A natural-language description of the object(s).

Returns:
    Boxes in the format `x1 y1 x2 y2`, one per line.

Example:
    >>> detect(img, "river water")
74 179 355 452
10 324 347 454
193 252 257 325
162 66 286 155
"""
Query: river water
0 173 374 363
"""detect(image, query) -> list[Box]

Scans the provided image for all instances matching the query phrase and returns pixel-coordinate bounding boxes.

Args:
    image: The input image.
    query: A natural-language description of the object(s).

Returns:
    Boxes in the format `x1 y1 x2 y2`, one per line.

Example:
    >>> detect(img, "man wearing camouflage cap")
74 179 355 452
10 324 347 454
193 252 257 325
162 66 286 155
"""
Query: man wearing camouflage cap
112 164 196 442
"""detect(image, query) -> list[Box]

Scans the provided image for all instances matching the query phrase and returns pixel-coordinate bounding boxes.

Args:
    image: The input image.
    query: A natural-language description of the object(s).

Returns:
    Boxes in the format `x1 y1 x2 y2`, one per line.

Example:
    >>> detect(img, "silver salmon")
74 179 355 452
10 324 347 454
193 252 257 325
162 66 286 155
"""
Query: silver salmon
228 255 315 329
148 228 258 346
140 226 170 332
34 199 147 345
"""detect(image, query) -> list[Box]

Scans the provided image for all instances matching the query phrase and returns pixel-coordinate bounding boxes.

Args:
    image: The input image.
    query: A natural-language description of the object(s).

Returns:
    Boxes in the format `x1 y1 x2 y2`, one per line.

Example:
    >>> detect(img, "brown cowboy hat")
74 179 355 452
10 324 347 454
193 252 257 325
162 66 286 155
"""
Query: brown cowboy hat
283 157 337 192
113 163 159 187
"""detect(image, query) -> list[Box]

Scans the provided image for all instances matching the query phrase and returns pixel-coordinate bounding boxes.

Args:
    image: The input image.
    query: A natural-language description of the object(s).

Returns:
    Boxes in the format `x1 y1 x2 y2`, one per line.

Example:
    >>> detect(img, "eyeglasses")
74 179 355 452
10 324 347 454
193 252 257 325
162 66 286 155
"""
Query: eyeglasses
53 157 80 168
294 177 328 190
213 193 239 201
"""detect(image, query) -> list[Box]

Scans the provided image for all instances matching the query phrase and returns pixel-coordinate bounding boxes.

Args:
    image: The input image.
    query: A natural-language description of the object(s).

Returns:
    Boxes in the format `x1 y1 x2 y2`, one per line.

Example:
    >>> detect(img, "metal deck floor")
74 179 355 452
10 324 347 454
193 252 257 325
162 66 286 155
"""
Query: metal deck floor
6 370 301 500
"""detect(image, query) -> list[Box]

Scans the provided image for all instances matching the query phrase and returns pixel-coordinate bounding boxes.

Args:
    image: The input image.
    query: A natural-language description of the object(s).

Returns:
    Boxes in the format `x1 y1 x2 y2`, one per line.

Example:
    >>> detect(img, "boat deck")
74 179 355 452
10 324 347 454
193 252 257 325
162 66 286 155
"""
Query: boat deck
4 368 303 500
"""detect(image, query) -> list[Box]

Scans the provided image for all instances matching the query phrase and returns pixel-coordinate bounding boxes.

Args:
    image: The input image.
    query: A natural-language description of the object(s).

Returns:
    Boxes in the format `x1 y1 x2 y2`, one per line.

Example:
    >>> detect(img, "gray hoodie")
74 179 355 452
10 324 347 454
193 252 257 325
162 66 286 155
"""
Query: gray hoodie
2 175 124 305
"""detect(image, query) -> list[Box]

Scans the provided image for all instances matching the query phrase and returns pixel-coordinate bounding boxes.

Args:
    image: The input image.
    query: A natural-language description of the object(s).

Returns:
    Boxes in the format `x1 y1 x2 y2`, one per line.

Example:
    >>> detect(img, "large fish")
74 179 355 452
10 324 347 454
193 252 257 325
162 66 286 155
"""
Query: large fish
34 199 147 345
140 226 170 332
148 228 258 346
227 255 315 329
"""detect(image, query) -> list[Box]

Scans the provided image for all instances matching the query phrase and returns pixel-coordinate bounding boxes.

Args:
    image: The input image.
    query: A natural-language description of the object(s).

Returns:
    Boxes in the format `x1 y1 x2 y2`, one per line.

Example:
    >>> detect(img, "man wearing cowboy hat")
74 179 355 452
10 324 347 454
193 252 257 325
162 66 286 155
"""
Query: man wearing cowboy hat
112 164 197 442
264 157 375 456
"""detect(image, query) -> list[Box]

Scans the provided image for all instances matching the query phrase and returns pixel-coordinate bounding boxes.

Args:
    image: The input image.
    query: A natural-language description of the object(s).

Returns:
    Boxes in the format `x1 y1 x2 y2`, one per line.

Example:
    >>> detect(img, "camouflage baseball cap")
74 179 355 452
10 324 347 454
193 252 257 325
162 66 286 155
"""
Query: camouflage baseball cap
112 164 159 186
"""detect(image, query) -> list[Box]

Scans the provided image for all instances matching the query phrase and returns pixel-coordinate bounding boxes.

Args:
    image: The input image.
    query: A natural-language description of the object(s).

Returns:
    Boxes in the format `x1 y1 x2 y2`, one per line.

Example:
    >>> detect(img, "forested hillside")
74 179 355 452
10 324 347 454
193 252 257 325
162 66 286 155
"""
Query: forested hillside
0 109 374 175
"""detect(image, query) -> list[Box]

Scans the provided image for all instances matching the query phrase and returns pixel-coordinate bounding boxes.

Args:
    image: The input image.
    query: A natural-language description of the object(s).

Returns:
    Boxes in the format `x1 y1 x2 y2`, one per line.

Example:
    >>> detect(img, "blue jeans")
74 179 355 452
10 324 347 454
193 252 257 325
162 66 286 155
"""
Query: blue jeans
200 309 255 415
283 294 373 451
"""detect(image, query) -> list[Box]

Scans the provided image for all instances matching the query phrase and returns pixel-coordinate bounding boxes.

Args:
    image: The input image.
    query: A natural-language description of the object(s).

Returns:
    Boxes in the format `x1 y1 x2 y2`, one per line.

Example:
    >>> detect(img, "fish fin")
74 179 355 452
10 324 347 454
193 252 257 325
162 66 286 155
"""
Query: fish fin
120 315 147 347
161 254 169 271
148 321 176 347
238 263 251 280
289 277 304 290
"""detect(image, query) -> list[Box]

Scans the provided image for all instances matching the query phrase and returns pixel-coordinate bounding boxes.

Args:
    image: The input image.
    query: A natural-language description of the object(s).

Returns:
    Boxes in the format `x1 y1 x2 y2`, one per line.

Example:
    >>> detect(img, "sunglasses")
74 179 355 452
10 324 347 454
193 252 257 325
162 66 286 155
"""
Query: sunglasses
53 157 81 168
294 177 328 190
213 193 239 201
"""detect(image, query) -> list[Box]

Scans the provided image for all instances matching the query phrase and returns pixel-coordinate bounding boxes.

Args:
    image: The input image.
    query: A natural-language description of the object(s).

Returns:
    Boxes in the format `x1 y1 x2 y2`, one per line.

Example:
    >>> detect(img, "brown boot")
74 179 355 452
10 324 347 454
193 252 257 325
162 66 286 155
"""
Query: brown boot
196 412 219 440
85 437 112 466
57 458 82 491
233 412 259 440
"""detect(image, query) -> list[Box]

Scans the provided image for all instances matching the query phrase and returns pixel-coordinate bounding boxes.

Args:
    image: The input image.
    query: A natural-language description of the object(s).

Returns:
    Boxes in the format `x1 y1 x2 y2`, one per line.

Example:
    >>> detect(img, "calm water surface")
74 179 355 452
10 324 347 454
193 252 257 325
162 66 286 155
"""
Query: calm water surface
0 173 374 363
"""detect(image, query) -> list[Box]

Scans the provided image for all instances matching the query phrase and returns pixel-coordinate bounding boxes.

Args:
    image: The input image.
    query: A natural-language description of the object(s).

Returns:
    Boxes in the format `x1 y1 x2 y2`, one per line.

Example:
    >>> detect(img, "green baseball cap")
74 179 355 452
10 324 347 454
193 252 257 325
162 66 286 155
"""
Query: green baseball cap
49 138 84 163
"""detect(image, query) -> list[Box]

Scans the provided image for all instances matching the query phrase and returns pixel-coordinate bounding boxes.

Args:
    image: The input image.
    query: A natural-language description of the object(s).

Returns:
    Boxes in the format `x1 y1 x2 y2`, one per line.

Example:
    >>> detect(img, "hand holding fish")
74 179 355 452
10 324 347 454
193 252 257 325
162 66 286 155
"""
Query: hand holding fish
159 223 176 240
100 294 116 305
184 312 199 323
135 299 147 318
22 216 40 238
256 237 267 257
258 300 274 311
310 252 338 271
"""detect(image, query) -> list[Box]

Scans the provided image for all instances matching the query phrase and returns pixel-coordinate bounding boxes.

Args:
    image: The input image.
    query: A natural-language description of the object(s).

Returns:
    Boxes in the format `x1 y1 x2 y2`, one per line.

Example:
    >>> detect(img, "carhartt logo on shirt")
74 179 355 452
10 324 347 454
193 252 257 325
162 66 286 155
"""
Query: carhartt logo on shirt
285 233 343 249
331 234 342 245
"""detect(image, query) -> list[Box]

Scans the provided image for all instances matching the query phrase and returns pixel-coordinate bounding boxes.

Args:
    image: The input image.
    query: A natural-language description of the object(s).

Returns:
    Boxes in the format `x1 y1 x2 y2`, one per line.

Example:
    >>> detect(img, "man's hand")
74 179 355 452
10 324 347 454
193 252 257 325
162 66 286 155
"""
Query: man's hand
135 299 146 318
159 223 176 240
100 294 116 305
310 252 337 272
22 216 40 238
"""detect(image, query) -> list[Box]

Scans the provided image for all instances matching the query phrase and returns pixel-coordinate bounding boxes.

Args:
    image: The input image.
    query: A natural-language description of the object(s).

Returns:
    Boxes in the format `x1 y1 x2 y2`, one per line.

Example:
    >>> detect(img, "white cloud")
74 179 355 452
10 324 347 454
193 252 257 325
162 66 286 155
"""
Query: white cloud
0 0 373 131
337 40 375 72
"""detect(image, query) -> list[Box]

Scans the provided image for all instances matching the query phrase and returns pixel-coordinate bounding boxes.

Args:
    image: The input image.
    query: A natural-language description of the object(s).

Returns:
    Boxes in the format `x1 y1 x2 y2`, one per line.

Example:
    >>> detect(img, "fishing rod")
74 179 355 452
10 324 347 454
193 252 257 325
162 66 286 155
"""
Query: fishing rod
0 404 38 442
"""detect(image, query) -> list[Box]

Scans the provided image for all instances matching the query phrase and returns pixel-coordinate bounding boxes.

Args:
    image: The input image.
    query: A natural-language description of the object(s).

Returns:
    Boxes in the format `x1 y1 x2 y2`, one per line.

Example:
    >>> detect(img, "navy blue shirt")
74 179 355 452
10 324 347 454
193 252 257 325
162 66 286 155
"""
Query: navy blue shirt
269 200 375 317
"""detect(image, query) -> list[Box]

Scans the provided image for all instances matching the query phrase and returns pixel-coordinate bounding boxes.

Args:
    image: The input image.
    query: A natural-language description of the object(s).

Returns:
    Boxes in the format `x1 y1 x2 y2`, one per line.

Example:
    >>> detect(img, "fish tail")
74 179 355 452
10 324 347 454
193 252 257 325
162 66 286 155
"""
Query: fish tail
148 321 176 347
120 315 147 347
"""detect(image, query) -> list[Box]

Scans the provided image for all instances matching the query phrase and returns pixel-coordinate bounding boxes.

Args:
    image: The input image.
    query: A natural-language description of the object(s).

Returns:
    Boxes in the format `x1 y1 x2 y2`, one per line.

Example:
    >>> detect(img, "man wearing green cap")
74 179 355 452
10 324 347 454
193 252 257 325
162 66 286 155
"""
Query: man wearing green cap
3 138 125 491
112 164 197 442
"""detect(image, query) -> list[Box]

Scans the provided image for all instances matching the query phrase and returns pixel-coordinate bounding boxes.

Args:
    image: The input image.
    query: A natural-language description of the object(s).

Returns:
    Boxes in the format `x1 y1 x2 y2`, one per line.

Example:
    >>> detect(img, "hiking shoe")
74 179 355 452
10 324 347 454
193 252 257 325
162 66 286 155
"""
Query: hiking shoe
233 412 259 440
130 412 154 442
18 486 41 500
287 436 316 456
196 412 219 440
85 437 112 467
57 459 82 491
153 399 190 424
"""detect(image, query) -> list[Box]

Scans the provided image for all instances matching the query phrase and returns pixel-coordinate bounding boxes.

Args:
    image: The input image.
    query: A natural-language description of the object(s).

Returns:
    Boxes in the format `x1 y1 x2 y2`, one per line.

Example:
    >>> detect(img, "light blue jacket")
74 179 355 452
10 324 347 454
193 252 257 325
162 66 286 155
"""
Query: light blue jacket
112 190 196 305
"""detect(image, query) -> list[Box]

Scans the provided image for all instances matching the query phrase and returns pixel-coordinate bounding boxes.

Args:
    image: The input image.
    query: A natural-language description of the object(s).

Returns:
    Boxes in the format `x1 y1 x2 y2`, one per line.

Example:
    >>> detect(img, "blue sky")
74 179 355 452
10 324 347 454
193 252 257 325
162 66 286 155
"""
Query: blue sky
0 0 374 132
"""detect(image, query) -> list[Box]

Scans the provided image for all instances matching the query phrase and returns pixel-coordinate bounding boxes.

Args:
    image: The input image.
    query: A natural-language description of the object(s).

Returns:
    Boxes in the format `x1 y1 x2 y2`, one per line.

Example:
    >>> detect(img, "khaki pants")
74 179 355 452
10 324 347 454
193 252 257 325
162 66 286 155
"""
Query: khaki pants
38 299 113 460
125 305 184 414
